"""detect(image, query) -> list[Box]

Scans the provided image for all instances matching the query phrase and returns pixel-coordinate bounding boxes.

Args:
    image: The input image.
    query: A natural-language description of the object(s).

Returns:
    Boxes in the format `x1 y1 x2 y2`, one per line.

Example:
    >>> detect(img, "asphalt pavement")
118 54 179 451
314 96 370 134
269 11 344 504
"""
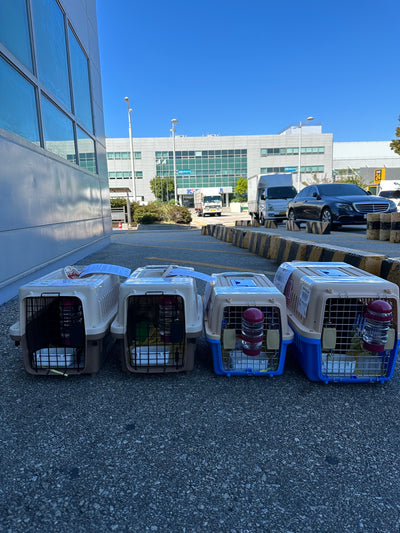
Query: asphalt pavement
1 224 400 533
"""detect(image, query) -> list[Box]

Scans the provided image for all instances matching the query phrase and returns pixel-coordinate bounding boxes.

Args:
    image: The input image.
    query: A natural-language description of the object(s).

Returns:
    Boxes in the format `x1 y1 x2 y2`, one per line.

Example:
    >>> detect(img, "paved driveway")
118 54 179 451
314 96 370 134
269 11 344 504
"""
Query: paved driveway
1 227 400 533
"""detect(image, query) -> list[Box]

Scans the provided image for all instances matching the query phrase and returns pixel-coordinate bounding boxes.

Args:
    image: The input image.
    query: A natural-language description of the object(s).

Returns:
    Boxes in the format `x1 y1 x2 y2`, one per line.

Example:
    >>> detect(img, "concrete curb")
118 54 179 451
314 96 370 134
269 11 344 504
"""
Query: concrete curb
202 224 399 285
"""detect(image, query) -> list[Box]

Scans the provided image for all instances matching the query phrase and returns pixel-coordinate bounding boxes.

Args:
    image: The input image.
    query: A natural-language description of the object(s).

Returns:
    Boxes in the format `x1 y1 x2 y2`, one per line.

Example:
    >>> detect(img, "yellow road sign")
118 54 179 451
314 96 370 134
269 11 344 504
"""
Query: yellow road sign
374 168 386 184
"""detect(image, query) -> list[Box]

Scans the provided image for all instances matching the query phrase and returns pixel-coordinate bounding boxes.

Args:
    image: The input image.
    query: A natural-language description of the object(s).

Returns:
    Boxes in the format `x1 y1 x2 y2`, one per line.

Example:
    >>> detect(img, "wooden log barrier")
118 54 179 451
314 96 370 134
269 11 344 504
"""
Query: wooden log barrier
264 220 278 229
390 212 400 243
379 213 391 241
286 220 301 231
366 213 380 240
306 221 331 234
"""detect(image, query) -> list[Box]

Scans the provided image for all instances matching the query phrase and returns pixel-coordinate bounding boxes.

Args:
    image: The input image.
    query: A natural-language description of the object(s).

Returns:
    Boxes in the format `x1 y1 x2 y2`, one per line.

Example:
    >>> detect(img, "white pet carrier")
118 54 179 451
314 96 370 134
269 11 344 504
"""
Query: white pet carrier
274 261 400 383
110 265 203 373
9 264 122 376
203 272 293 376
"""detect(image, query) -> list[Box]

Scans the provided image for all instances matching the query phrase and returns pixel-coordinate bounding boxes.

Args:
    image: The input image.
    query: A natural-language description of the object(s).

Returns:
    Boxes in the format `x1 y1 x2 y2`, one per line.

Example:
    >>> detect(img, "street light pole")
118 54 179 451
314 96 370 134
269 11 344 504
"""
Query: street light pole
171 118 178 204
125 97 136 211
297 116 314 191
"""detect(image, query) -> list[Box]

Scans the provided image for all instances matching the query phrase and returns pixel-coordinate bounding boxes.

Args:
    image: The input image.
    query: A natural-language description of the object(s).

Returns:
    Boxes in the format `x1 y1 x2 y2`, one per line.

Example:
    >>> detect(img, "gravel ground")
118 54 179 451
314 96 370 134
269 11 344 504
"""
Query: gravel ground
1 226 400 533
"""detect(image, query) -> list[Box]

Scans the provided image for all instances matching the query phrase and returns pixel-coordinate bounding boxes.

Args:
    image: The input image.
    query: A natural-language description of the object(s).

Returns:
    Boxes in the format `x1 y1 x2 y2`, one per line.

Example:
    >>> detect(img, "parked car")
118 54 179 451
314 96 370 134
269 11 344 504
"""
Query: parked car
287 183 397 227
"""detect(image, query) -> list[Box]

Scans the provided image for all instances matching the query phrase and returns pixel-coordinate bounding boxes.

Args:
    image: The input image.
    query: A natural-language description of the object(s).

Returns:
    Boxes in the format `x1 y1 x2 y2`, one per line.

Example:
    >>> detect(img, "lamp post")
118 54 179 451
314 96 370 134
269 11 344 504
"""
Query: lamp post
297 116 314 191
171 118 178 204
124 97 136 221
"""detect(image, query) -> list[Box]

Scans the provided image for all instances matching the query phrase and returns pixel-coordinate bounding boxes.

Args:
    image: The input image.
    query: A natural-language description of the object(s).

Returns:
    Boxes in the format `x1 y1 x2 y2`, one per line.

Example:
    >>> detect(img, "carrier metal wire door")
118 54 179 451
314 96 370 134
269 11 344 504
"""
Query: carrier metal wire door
26 295 85 372
220 304 282 373
127 294 186 370
320 297 397 379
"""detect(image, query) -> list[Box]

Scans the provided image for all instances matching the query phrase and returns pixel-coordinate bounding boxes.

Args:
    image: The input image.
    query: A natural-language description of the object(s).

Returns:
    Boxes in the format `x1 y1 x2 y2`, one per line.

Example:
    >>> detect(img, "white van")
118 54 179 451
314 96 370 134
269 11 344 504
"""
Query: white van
378 181 400 211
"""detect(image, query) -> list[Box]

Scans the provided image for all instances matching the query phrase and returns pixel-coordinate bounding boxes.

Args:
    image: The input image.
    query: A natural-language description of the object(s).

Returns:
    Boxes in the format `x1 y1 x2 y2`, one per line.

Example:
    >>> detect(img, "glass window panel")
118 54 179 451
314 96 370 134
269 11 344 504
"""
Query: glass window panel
68 27 93 132
32 0 71 110
0 57 39 143
107 152 114 159
135 171 143 179
134 152 141 159
77 126 97 173
41 96 75 161
0 0 33 70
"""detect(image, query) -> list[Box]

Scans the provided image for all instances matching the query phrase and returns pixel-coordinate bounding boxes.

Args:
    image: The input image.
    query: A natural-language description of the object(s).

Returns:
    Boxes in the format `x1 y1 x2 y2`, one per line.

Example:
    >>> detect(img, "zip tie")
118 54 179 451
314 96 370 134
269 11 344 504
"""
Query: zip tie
49 369 69 377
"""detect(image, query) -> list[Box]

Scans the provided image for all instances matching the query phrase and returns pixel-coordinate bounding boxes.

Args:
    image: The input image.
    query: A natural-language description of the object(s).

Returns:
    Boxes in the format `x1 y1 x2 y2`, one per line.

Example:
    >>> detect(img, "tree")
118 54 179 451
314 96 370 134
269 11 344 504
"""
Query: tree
390 115 400 156
234 177 247 200
302 170 368 189
150 176 175 202
337 175 368 189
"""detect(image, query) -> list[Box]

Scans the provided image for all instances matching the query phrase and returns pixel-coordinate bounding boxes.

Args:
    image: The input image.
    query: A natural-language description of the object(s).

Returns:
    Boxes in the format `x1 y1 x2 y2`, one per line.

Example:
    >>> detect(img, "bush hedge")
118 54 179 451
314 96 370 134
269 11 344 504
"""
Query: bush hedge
110 199 192 225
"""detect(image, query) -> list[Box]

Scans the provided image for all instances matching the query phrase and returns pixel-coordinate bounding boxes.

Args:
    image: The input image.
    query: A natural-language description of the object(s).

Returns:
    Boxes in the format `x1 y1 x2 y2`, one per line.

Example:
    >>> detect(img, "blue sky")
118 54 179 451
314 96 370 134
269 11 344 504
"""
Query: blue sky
97 0 400 143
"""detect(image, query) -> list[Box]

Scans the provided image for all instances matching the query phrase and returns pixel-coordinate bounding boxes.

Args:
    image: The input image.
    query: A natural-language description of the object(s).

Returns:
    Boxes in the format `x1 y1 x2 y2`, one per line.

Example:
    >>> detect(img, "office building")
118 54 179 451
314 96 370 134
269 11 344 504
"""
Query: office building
0 0 111 304
106 125 333 205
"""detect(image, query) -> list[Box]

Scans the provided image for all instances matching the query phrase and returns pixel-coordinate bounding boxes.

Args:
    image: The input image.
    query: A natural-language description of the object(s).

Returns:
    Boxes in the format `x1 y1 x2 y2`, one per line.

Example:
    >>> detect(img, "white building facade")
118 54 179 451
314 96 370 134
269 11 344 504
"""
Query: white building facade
106 125 334 205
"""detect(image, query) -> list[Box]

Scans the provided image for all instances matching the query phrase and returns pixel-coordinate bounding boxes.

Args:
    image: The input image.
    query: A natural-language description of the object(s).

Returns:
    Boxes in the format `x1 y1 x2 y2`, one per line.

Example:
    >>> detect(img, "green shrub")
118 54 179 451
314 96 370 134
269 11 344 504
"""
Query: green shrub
167 205 192 224
133 206 161 224
130 203 192 225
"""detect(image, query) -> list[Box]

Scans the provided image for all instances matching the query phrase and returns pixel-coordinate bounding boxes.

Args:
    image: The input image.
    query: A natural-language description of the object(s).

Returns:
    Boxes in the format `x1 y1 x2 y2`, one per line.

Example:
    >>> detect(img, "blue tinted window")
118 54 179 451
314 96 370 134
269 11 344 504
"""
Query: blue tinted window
32 0 71 110
41 96 75 161
77 126 97 173
0 0 33 70
68 27 93 132
0 57 39 143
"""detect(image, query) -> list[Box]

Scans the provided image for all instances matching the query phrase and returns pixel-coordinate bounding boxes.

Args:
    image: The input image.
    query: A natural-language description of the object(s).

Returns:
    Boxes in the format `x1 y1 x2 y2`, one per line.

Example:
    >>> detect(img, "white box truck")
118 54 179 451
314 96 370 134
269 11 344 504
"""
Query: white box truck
194 190 223 216
377 180 400 211
248 173 297 224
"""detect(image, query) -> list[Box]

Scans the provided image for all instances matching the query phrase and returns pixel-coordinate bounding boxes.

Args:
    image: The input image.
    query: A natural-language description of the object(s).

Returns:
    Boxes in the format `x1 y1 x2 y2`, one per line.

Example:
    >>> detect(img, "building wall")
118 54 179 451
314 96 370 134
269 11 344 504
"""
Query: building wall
107 135 400 203
333 141 400 172
0 0 111 304
106 127 333 203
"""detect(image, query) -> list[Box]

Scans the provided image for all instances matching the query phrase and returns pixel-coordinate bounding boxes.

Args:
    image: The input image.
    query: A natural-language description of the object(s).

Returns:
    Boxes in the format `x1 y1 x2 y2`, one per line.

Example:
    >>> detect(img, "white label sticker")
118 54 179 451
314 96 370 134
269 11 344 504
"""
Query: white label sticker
298 285 311 318
274 264 295 293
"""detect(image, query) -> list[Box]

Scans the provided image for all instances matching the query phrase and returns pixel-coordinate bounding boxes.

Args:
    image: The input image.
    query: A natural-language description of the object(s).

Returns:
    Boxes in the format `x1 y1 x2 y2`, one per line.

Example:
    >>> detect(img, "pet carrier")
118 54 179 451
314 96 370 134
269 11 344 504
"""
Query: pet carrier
203 272 294 376
9 264 122 376
110 265 203 373
274 261 400 383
